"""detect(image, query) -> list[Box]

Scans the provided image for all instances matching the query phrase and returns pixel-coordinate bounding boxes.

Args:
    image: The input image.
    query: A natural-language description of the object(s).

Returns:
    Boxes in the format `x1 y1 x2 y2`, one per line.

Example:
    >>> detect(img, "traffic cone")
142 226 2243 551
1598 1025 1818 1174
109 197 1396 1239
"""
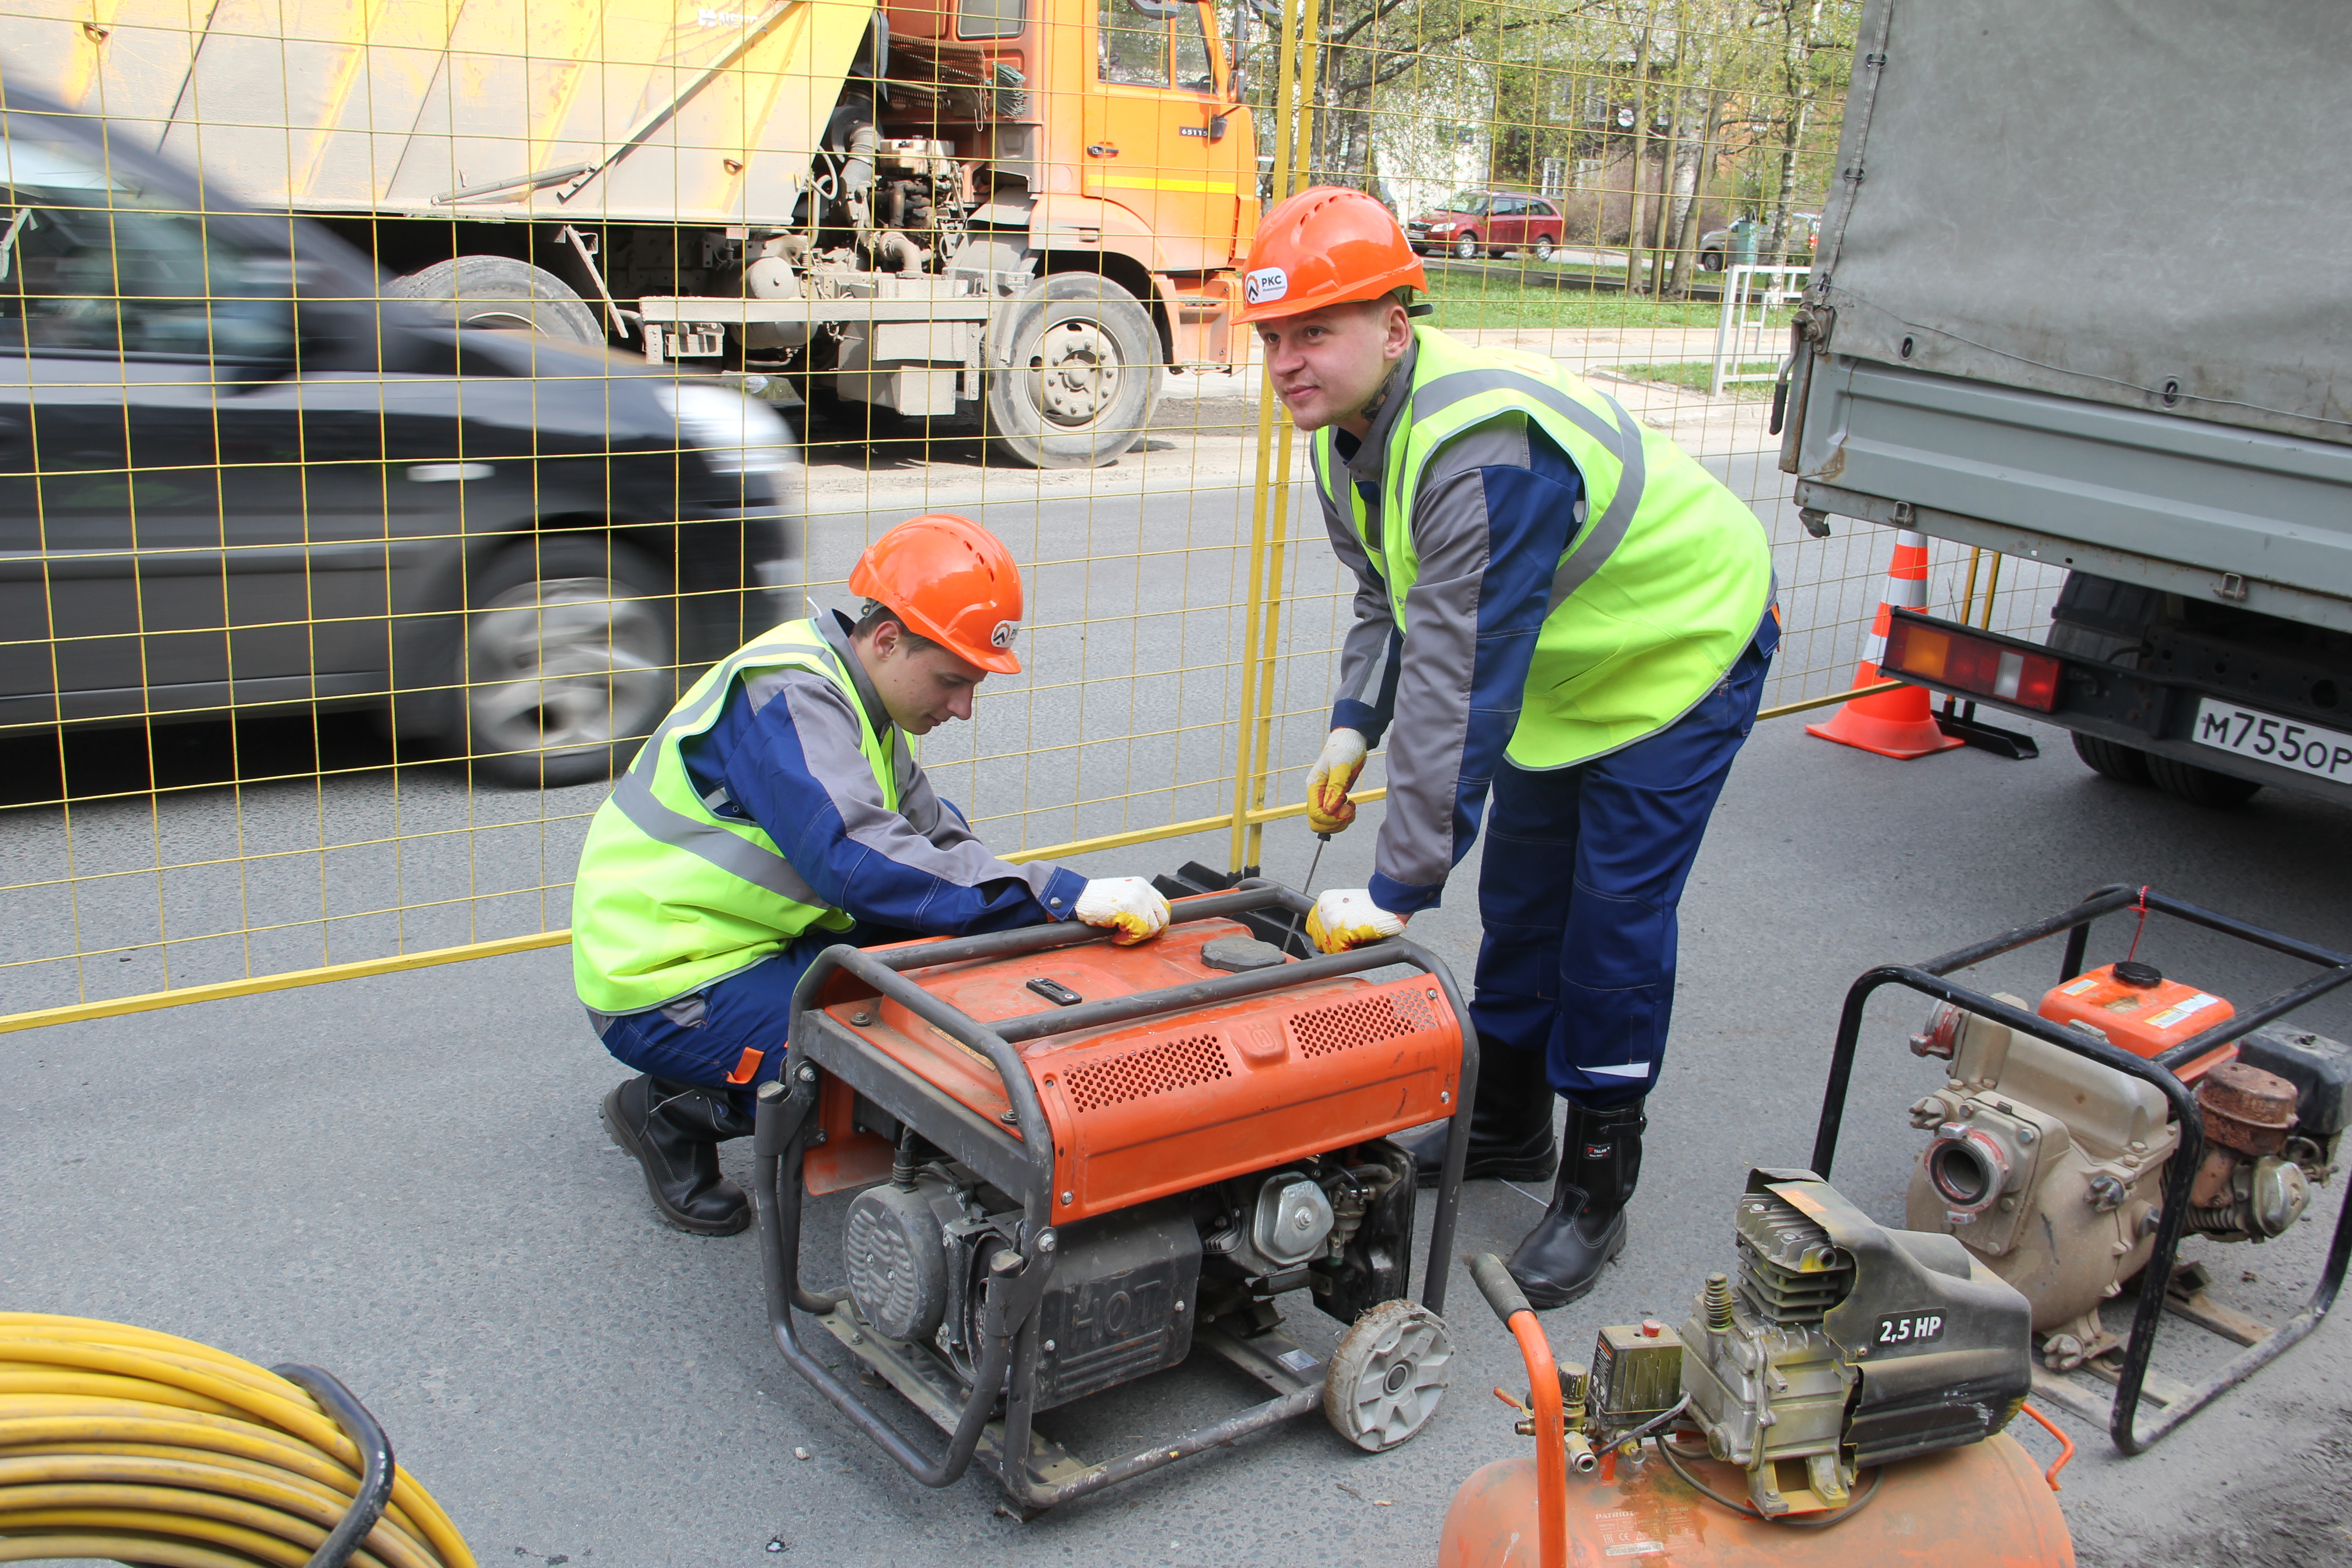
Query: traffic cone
1805 528 1966 760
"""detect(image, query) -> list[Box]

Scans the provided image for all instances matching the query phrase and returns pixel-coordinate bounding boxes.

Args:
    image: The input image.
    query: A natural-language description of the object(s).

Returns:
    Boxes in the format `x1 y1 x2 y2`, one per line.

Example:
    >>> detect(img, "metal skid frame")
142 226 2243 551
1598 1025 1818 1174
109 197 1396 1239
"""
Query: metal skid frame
1809 882 2352 1454
750 881 1478 1510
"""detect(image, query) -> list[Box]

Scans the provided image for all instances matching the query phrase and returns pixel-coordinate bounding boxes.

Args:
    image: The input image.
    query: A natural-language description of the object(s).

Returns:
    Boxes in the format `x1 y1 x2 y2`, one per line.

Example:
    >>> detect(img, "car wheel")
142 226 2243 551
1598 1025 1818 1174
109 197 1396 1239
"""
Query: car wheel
386 255 605 345
1700 249 1723 272
1532 234 1556 261
2144 752 2263 808
984 272 1160 469
1452 233 1478 261
2070 732 2153 787
457 537 676 788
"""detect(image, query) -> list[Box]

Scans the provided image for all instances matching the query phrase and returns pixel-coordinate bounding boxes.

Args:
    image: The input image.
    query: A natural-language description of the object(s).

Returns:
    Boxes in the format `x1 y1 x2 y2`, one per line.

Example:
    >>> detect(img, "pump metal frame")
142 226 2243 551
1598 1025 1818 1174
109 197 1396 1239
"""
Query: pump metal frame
1810 882 2352 1455
750 880 1476 1511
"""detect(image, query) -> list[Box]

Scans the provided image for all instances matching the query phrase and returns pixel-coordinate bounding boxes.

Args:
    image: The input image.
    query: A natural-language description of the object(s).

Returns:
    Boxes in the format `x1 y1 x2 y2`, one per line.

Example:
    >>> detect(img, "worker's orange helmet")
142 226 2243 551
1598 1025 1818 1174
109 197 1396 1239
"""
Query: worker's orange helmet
848 514 1026 675
1237 186 1428 324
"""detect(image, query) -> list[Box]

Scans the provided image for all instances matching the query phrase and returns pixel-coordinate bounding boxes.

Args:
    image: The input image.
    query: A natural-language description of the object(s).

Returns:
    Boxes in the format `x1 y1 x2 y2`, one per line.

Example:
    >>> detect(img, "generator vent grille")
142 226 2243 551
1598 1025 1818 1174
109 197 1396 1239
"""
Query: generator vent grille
1289 988 1438 1060
1064 1033 1231 1112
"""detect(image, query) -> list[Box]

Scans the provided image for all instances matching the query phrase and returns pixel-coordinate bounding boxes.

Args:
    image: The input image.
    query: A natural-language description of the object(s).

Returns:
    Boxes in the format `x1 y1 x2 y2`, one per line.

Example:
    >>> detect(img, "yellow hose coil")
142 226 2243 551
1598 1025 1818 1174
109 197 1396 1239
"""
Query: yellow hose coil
0 1315 477 1568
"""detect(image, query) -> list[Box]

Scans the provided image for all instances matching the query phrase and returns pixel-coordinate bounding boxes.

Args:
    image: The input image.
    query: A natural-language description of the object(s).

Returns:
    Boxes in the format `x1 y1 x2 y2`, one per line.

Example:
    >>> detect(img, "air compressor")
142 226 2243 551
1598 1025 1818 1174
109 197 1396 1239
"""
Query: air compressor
1438 1168 2075 1567
749 880 1475 1513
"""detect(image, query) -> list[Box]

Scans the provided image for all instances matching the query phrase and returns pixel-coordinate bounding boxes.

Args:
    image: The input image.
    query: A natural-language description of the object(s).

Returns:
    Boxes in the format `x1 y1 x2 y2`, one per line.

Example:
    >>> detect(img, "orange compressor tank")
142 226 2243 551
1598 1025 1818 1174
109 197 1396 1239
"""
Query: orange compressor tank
2038 960 2237 1079
1437 1434 2073 1568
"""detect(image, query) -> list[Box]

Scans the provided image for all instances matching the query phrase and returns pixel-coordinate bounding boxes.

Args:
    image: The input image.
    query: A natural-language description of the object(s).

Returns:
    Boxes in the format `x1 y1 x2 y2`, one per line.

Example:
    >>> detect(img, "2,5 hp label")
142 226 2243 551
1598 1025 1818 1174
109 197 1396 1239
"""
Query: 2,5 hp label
1873 1311 1945 1348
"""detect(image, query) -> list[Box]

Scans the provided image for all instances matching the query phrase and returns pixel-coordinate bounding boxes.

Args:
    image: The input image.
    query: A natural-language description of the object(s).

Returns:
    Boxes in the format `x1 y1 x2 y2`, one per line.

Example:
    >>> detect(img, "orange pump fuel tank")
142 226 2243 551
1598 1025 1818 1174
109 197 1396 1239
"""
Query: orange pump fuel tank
1438 1435 2073 1568
2038 960 2237 1079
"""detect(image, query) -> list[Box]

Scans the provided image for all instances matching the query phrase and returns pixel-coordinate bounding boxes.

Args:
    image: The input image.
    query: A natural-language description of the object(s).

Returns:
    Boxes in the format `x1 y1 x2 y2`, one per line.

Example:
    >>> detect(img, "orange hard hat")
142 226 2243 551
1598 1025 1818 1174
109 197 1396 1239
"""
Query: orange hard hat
1237 186 1428 324
848 514 1026 674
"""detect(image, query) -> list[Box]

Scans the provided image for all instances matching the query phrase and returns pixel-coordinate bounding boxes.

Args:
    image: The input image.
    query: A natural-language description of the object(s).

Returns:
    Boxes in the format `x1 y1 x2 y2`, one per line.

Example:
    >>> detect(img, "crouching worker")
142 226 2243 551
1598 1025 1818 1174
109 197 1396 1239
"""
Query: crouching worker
571 513 1170 1235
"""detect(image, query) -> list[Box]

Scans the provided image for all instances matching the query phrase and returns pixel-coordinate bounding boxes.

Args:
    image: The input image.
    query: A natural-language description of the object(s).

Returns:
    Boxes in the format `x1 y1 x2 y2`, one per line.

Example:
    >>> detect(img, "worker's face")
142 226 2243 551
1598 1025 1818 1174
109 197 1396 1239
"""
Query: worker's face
1258 299 1412 435
861 619 986 734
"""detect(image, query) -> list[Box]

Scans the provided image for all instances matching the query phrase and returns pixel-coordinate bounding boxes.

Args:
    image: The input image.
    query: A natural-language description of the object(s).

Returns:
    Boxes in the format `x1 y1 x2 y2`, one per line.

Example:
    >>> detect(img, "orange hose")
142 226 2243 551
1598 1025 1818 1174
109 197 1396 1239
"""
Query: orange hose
2016 1402 2073 1491
1504 1312 1568 1568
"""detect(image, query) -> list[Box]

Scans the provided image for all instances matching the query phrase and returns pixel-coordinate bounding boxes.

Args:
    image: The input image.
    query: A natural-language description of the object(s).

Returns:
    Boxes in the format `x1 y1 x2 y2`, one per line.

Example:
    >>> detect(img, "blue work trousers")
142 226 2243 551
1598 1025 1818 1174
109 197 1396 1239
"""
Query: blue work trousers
1468 618 1774 1108
592 921 920 1113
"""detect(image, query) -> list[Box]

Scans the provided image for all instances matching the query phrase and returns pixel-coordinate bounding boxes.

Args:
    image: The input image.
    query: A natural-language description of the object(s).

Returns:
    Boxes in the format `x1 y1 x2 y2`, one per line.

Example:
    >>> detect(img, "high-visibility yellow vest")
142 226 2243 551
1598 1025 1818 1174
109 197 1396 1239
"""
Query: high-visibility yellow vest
1314 326 1772 769
570 617 898 1014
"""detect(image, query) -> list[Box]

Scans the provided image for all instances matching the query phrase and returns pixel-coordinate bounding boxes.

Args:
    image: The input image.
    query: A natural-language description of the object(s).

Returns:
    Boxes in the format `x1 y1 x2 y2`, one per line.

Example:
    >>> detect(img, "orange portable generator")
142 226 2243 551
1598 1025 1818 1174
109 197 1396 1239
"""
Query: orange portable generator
750 880 1476 1513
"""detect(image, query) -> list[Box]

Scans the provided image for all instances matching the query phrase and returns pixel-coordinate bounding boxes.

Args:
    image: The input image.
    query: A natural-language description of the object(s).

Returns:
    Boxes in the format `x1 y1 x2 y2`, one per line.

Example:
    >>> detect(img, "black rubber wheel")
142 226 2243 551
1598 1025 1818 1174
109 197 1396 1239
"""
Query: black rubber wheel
2071 731 2154 787
454 537 676 788
1700 249 1723 272
1452 233 1479 261
1532 235 1557 261
984 273 1159 469
2144 752 2264 807
386 255 605 344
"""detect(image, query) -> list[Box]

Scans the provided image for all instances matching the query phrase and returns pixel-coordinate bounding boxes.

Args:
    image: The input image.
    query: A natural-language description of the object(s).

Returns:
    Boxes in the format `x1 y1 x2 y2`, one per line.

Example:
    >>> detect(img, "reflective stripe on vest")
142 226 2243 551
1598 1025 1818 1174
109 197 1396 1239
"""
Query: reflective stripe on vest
571 617 899 1014
1314 326 1771 771
1404 369 1648 617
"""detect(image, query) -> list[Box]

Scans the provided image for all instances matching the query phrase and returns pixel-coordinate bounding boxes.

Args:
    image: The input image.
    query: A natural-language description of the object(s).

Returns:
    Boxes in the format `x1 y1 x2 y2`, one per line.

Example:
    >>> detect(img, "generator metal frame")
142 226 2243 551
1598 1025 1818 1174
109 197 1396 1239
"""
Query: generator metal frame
750 880 1477 1509
1809 882 2352 1455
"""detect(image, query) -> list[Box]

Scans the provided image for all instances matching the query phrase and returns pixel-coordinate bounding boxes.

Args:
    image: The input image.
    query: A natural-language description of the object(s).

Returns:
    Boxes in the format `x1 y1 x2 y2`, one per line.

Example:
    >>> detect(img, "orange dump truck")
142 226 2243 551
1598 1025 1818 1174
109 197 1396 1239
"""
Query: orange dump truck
1 0 1260 465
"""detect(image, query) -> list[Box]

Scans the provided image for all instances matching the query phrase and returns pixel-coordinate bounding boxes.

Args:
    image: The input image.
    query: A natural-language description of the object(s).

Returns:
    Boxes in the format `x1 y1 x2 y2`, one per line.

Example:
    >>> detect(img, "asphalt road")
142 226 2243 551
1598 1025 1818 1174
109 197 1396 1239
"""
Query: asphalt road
0 441 2032 1014
8 680 2352 1565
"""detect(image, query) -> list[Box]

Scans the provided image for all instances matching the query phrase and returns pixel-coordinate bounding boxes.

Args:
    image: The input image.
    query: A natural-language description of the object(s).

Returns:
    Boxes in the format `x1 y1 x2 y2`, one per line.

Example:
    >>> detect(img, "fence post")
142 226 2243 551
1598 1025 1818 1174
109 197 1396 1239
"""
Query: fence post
1228 0 1321 874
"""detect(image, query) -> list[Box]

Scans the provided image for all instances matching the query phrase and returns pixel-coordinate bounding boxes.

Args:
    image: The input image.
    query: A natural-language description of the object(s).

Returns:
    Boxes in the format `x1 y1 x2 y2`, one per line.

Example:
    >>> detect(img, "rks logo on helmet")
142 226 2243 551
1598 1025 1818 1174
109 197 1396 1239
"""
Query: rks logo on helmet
1244 267 1288 304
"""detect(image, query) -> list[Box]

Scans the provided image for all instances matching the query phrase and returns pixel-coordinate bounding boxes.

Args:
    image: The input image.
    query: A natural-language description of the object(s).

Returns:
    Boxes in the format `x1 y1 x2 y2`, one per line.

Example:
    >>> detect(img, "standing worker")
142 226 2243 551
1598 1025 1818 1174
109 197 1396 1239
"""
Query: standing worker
1244 188 1778 1308
570 514 1171 1235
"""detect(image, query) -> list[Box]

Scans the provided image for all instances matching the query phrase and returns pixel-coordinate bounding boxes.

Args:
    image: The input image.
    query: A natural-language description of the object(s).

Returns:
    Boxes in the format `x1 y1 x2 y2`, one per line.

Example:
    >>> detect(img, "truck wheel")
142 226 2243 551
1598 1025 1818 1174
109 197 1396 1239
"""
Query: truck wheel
2144 753 2264 808
1324 1299 1452 1453
985 273 1160 469
387 256 605 345
2071 732 2154 787
456 537 676 788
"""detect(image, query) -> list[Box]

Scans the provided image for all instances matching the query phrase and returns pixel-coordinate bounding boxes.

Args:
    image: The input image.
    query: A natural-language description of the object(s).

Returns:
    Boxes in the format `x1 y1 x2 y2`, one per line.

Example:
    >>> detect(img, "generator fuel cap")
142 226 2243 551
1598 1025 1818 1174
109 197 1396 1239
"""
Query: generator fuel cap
1200 936 1287 973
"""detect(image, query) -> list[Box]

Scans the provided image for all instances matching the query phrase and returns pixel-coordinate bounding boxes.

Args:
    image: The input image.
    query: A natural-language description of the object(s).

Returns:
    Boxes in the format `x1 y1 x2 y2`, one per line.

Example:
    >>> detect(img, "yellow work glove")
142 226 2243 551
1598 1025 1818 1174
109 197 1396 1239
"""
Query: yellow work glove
1307 728 1370 835
1074 876 1171 945
1305 888 1406 954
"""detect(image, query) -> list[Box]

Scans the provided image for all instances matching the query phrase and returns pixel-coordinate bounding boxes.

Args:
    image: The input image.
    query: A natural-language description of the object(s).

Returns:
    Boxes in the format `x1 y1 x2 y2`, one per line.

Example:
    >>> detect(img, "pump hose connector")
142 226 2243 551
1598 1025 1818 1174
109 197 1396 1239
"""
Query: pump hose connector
0 1313 478 1568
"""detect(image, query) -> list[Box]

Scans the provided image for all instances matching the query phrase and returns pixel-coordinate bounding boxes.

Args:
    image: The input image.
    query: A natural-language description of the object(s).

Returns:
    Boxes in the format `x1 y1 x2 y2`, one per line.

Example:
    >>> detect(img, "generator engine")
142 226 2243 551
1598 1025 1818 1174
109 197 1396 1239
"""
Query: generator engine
842 1139 1416 1411
1901 965 2349 1367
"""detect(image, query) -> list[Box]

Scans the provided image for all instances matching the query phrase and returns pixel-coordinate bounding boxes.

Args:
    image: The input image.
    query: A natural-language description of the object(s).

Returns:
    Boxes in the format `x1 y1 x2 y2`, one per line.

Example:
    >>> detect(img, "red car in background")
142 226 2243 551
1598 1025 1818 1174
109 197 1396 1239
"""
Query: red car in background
1407 193 1563 260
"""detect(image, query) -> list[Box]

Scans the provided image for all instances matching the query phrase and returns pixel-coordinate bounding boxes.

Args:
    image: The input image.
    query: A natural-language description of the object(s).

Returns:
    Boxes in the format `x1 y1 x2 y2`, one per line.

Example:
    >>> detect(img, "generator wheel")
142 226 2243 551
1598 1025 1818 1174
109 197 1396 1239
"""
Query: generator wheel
1324 1299 1452 1453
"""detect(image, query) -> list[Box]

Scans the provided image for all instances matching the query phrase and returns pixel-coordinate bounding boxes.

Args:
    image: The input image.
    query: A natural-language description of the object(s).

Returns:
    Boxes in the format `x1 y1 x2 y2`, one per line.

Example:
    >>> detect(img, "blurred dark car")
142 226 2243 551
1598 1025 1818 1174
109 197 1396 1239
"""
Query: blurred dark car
1698 212 1821 272
1407 193 1563 261
0 89 803 786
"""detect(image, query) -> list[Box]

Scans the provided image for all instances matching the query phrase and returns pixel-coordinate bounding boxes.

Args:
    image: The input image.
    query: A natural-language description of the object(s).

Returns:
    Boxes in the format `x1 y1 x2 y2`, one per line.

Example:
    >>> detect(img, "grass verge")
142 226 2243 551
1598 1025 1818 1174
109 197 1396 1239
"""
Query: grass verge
1421 270 1789 333
1604 359 1782 400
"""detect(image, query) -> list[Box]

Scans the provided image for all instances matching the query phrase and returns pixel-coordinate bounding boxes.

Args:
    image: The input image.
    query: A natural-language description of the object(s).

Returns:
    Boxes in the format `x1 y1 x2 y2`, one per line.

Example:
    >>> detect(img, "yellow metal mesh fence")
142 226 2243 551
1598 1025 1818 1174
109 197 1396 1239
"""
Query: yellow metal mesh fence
0 0 2061 1032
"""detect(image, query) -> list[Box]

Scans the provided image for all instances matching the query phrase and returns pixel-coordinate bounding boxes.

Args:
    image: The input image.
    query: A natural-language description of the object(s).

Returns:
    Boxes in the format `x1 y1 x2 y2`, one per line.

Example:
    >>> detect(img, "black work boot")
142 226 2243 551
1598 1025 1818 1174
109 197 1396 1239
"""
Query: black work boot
1396 1037 1559 1187
1505 1098 1645 1308
601 1075 757 1235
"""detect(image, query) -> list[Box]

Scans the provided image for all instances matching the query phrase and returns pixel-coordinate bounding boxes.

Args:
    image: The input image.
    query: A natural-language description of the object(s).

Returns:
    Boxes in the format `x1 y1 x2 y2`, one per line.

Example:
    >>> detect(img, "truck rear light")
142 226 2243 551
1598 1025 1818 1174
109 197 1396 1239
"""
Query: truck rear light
1882 617 2062 712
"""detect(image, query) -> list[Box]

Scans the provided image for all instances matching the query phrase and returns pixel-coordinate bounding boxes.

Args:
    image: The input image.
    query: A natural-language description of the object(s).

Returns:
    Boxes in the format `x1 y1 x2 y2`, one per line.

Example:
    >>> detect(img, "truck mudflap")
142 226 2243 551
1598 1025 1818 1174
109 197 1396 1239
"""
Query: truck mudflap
1875 607 2352 809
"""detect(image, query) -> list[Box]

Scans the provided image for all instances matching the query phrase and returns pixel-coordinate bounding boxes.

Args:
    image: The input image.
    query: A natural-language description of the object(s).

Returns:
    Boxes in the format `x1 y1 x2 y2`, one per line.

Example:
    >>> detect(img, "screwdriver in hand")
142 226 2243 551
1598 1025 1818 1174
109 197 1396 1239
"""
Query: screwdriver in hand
1285 830 1331 955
